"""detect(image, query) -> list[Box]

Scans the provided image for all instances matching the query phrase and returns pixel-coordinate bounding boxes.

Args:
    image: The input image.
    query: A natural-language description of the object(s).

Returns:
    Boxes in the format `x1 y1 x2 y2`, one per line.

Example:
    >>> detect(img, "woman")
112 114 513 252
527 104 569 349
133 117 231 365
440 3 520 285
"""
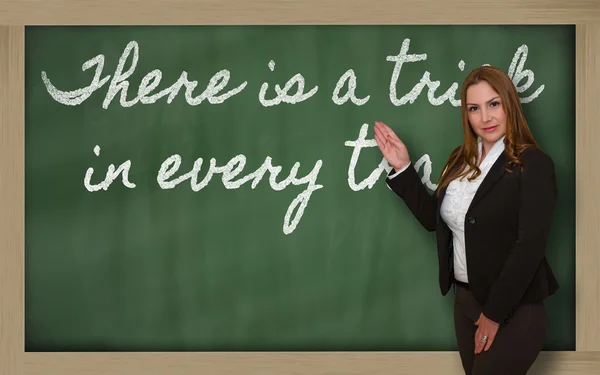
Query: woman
374 65 559 375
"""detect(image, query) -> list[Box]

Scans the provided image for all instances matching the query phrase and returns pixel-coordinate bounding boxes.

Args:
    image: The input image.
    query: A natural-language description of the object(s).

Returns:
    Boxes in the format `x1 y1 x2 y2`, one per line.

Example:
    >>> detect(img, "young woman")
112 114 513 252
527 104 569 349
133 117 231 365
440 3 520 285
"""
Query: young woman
374 65 559 375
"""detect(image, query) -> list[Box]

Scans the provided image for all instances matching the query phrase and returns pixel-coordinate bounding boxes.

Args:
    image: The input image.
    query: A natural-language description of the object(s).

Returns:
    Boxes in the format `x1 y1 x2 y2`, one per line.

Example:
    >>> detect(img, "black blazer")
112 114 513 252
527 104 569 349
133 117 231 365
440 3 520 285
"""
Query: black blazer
386 146 559 325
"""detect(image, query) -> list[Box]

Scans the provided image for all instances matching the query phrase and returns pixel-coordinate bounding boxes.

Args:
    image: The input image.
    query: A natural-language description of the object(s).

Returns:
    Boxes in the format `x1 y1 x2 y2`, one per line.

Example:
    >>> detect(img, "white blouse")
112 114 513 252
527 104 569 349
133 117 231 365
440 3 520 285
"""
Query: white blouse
388 135 506 283
440 135 506 283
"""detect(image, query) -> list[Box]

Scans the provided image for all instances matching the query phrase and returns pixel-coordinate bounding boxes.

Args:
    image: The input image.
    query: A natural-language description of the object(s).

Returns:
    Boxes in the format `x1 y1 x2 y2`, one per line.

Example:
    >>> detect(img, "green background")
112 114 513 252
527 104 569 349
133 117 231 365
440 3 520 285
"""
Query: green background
25 25 575 351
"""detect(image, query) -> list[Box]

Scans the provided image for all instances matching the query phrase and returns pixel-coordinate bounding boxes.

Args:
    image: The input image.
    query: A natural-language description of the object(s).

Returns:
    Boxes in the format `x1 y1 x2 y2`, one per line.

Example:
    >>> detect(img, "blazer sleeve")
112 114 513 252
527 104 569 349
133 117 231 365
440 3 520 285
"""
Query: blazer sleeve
385 164 438 232
481 148 558 324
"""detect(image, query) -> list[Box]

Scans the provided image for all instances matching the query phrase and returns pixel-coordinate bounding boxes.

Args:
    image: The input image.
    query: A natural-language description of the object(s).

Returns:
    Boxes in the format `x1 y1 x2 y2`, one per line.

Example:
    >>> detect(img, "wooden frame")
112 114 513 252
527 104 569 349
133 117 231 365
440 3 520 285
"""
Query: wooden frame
1 1 598 374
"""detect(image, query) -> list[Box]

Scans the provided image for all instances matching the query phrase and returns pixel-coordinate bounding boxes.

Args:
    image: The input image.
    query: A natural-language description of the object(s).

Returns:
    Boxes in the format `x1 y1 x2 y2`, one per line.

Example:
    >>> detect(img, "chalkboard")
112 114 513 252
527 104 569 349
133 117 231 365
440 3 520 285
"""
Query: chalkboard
24 25 575 352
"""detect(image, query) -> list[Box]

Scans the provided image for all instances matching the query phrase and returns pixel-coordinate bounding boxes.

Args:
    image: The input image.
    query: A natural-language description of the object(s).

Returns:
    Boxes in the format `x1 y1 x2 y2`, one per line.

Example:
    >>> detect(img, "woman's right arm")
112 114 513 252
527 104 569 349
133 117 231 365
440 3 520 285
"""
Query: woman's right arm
373 121 438 232
385 163 438 232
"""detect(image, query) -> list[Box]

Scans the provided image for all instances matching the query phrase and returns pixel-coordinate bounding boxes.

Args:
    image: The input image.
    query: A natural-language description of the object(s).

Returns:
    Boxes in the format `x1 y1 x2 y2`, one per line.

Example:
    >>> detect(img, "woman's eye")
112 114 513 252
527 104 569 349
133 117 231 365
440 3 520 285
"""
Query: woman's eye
468 106 478 112
490 101 500 107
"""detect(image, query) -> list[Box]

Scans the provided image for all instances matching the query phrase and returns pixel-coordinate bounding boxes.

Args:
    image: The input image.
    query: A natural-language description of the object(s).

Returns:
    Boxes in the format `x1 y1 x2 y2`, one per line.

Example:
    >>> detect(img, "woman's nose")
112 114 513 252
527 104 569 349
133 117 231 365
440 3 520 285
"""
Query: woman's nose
481 109 492 123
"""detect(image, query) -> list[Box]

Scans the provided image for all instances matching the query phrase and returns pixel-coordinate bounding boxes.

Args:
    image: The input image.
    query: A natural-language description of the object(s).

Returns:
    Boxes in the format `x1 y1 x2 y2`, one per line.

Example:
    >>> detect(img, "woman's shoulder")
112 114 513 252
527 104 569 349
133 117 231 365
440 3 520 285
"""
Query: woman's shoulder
519 146 555 173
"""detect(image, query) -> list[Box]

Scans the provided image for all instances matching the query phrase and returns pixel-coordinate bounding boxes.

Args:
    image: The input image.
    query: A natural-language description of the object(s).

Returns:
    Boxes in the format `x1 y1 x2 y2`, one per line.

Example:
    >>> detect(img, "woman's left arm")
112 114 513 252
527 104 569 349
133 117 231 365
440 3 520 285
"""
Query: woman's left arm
481 147 558 325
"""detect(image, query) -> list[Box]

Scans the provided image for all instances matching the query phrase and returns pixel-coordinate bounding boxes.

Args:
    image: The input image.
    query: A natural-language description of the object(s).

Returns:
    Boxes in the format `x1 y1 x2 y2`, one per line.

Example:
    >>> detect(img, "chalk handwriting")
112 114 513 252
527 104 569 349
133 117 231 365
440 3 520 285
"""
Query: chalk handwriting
413 153 438 191
386 38 461 106
156 152 323 235
258 60 319 106
42 55 111 106
387 38 544 107
345 124 390 191
42 41 248 109
508 45 544 103
41 38 545 110
332 69 370 105
345 124 437 191
84 145 137 192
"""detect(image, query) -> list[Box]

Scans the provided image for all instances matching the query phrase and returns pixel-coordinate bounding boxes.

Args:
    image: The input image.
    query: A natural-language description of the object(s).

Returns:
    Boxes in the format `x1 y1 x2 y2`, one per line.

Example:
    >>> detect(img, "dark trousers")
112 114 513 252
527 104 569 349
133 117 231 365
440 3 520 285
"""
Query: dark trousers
454 283 546 375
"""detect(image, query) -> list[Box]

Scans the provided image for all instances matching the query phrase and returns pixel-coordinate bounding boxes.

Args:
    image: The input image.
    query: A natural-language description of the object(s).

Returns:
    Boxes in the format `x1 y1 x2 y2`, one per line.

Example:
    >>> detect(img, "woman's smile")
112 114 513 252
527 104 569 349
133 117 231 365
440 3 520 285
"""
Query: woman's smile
483 125 499 132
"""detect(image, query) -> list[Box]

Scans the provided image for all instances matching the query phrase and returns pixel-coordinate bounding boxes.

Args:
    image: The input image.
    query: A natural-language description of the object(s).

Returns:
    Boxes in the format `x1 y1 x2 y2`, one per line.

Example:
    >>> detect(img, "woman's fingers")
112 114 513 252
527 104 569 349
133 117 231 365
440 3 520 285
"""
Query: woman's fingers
376 122 406 152
484 332 496 352
374 121 387 140
374 121 408 171
374 131 386 152
474 326 487 354
474 328 481 354
375 121 392 140
388 136 405 150
374 131 391 157
479 336 487 354
474 314 500 354
376 121 402 143
474 329 497 354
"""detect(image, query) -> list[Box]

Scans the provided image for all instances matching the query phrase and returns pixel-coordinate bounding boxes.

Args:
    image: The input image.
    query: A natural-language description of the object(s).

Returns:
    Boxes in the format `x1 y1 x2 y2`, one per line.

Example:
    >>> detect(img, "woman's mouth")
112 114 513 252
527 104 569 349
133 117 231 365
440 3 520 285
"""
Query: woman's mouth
483 125 498 132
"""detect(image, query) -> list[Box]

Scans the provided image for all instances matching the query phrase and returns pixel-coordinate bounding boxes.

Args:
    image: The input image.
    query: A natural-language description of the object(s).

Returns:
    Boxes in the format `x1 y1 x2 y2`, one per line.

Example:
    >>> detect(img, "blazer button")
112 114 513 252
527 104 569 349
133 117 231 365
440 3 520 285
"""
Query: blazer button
468 216 476 224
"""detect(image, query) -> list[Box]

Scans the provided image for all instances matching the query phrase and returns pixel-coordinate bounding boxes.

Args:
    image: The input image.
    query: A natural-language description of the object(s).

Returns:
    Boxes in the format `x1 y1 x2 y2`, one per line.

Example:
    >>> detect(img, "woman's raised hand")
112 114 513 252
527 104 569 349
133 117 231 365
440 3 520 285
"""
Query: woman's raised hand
373 121 411 171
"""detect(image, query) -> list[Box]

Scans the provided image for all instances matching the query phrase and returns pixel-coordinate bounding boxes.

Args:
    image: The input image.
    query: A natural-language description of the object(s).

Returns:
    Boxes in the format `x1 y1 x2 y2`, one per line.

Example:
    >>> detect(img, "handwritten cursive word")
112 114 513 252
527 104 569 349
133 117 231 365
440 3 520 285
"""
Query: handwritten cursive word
156 153 323 235
259 60 319 106
332 69 370 106
42 41 248 109
345 123 438 191
84 145 137 191
386 38 544 107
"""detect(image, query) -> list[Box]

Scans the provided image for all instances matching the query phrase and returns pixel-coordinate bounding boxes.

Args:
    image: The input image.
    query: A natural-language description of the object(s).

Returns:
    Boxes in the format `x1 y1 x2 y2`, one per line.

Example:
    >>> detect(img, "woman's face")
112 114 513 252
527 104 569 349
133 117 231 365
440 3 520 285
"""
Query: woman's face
465 81 508 151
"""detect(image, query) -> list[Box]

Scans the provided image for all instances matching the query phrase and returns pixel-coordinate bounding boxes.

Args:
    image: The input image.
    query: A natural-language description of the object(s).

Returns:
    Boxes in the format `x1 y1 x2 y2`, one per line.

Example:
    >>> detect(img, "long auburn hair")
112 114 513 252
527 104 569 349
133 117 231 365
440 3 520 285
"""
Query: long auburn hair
435 65 539 196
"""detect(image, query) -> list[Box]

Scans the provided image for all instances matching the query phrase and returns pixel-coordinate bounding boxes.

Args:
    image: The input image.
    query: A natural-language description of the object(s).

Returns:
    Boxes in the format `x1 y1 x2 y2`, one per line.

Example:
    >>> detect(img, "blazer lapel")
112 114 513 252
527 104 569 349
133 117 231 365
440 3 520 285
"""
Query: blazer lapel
466 150 508 213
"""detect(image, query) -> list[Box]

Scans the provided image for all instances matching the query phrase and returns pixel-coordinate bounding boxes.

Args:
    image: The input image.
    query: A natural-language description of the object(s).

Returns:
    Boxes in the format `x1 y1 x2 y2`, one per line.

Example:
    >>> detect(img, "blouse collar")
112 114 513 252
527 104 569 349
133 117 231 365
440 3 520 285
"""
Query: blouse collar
477 134 506 167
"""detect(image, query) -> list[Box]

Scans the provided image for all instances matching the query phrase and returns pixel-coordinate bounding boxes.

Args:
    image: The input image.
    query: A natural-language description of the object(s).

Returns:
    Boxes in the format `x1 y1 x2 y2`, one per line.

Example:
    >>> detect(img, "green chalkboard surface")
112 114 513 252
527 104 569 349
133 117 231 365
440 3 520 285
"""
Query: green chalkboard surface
25 25 575 351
